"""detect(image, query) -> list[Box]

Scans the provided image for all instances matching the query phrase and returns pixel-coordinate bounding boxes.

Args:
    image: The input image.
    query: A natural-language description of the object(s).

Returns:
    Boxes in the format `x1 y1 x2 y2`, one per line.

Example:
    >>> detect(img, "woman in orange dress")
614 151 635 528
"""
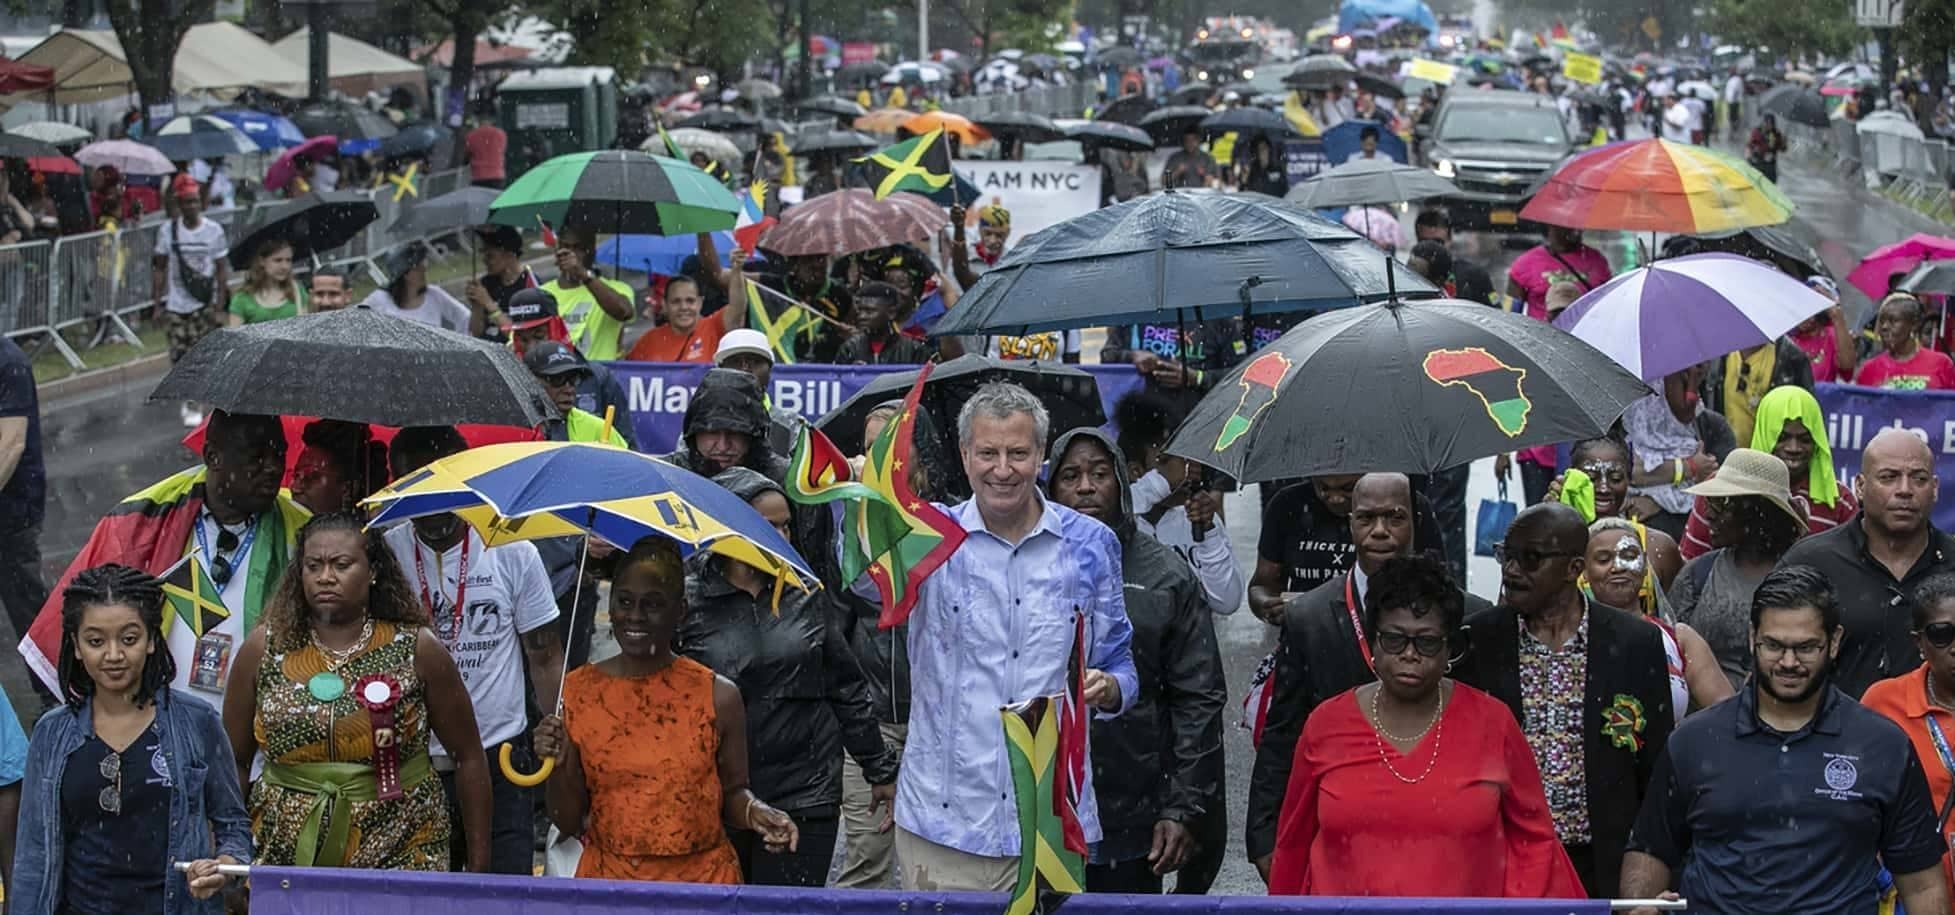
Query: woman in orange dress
532 537 799 883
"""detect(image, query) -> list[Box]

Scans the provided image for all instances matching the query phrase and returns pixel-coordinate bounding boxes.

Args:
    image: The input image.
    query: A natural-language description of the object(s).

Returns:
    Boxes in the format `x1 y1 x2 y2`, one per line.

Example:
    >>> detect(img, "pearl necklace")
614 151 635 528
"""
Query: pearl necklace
1371 683 1447 785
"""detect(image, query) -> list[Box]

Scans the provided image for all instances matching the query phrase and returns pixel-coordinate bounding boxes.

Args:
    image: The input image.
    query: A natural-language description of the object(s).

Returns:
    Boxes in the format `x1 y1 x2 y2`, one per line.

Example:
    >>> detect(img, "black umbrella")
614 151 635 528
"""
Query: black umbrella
677 109 762 132
1064 121 1153 152
0 133 57 159
797 95 869 120
1097 47 1143 69
1285 157 1459 209
1164 299 1650 480
1139 105 1215 143
1199 107 1304 141
1285 54 1356 90
1756 84 1830 129
1168 84 1214 106
143 115 259 161
1899 260 1955 296
837 60 890 85
226 191 380 270
1687 223 1833 281
387 185 502 237
1094 95 1156 125
291 103 398 142
790 128 879 156
1354 72 1405 100
931 190 1437 337
817 355 1104 478
975 111 1065 143
149 306 556 428
378 121 450 159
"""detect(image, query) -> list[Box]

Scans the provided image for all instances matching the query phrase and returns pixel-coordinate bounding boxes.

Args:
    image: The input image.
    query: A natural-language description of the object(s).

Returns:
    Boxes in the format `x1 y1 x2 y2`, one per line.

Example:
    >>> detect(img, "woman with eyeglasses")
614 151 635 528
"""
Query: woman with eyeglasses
1267 555 1582 898
12 564 252 914
1863 573 1955 901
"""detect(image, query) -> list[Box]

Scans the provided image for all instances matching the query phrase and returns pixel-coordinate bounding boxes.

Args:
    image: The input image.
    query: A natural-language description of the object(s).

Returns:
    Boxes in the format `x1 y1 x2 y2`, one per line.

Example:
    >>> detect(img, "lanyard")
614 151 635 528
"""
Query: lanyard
413 534 470 640
1345 573 1372 671
1928 712 1955 778
195 514 258 583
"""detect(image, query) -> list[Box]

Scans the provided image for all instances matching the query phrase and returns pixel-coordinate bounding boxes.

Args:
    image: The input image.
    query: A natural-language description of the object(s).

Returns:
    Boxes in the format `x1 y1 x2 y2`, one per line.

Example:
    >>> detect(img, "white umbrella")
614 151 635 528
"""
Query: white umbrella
644 127 742 167
881 61 949 85
1675 80 1717 100
147 115 260 160
1857 110 1925 140
9 121 92 146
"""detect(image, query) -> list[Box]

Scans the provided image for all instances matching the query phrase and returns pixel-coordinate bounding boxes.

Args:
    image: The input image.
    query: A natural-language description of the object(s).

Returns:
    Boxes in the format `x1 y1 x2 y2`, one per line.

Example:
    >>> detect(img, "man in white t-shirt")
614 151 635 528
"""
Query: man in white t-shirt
384 425 566 875
1662 94 1695 143
151 173 230 426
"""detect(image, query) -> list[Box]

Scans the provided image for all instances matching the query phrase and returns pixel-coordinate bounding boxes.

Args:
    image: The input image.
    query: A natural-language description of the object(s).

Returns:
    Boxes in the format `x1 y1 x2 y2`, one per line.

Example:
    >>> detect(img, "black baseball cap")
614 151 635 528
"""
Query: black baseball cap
505 288 558 329
523 340 587 377
478 225 523 255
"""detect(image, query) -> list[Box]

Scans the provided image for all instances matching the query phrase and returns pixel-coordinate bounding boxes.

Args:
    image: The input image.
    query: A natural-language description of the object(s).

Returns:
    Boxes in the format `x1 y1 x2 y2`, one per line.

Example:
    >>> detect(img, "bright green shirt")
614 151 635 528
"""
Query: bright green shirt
227 285 306 325
540 276 632 362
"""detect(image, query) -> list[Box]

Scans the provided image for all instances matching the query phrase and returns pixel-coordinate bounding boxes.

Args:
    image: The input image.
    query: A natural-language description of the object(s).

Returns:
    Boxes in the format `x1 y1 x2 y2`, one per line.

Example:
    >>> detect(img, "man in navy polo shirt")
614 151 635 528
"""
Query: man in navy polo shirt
1621 565 1949 915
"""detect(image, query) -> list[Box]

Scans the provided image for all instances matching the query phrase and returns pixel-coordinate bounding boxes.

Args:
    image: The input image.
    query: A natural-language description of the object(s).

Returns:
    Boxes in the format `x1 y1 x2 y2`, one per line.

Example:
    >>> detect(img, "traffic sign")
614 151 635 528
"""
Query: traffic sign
1855 0 1904 27
1641 16 1661 40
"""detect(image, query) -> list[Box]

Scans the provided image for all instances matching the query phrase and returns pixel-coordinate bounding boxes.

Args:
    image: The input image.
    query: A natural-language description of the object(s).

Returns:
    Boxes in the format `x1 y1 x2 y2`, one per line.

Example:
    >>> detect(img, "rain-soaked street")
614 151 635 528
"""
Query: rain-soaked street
20 144 1945 892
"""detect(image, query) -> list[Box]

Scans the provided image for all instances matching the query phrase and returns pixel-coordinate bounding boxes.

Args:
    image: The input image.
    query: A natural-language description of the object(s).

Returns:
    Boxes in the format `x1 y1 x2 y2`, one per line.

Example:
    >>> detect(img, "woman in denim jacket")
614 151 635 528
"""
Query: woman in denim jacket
12 564 251 914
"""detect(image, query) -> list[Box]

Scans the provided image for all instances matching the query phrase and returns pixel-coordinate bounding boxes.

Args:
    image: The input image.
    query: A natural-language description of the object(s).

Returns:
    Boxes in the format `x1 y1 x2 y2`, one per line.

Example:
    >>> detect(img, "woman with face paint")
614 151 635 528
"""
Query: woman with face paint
1544 437 1686 590
1582 519 1733 720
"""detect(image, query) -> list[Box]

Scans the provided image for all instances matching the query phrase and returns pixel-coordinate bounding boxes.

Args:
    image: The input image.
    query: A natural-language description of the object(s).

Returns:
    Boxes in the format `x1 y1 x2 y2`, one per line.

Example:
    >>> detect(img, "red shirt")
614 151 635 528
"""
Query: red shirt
465 125 507 182
1269 684 1585 898
1855 347 1955 391
1789 324 1844 382
1677 484 1860 561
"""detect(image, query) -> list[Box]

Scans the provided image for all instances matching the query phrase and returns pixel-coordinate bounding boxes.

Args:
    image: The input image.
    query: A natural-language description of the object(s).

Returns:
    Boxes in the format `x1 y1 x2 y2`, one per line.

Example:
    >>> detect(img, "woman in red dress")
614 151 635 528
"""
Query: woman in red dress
1268 555 1584 898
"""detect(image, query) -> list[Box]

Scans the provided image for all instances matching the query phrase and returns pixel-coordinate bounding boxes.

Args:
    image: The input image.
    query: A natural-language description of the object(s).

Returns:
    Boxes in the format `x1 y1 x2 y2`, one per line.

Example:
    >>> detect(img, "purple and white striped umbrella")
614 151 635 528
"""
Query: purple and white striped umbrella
1551 252 1835 382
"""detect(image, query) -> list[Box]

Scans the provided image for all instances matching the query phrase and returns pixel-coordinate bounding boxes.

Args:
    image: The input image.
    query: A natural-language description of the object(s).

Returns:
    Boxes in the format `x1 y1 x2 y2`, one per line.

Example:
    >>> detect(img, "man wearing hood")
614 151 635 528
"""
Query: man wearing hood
1046 428 1226 893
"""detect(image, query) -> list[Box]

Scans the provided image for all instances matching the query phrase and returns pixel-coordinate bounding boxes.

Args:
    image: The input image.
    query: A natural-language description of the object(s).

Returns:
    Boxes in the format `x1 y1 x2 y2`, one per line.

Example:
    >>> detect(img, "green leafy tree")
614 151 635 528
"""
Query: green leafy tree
1900 0 1952 96
105 0 217 131
1704 0 1859 60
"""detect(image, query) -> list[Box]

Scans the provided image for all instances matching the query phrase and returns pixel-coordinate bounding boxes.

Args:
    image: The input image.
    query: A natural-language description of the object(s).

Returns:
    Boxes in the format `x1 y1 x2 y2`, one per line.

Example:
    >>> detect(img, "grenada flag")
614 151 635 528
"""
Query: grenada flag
734 181 775 251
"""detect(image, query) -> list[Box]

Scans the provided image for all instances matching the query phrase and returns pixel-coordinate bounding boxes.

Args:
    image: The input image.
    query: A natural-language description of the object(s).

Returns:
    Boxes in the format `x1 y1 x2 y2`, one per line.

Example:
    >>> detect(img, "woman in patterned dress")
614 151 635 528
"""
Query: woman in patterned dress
221 513 490 871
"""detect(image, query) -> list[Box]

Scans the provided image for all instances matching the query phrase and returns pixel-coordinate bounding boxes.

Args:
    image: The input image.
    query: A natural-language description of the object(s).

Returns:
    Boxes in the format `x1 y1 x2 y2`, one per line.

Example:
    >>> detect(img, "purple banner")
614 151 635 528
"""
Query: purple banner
245 865 1615 915
1814 382 1955 531
609 361 1149 456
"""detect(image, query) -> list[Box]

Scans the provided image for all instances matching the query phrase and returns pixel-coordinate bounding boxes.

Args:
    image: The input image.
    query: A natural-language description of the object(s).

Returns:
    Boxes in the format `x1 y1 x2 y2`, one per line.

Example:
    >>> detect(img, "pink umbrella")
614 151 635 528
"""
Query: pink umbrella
1845 233 1955 301
264 135 337 192
1818 84 1856 97
1341 205 1403 251
74 139 175 176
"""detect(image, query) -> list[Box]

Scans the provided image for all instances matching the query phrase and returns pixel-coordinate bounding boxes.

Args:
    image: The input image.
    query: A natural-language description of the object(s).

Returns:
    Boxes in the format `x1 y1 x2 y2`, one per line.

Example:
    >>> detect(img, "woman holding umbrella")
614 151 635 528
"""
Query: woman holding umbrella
222 513 491 872
532 536 800 884
228 237 305 326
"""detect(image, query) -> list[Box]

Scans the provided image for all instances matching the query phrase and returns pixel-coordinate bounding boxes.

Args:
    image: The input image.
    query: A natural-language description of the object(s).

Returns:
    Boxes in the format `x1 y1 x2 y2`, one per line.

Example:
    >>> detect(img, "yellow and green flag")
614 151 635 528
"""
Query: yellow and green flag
854 127 954 200
1002 694 1087 915
160 553 229 639
746 279 806 364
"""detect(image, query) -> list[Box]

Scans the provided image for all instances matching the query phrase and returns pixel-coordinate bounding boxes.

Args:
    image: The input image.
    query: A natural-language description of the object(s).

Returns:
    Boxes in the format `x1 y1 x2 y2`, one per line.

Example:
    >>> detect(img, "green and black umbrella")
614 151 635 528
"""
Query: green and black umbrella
1164 299 1650 481
487 150 741 236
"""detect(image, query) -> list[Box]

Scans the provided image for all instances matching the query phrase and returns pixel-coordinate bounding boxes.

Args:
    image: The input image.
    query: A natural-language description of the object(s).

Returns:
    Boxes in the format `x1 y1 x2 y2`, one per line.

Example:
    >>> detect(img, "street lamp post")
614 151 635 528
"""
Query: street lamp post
919 0 929 65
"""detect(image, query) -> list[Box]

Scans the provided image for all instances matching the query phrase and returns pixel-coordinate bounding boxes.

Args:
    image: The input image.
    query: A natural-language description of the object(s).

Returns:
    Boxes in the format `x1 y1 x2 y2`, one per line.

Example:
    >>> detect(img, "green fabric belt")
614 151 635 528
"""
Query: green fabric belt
261 754 432 868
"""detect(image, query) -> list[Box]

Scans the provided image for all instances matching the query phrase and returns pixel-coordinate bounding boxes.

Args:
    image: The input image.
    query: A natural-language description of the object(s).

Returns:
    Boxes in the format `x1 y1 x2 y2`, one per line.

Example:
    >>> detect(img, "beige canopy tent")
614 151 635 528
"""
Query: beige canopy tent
270 28 427 100
4 21 302 104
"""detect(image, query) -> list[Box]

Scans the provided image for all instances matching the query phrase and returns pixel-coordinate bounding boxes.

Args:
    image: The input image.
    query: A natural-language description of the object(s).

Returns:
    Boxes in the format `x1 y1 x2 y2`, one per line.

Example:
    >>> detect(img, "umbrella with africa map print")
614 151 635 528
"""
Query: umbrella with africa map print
1164 299 1651 481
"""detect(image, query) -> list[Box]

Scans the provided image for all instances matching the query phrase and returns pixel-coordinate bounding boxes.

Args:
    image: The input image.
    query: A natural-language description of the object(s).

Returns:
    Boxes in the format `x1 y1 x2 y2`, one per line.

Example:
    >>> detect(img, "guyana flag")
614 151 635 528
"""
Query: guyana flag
855 128 954 201
1002 612 1089 915
782 363 965 628
746 279 806 364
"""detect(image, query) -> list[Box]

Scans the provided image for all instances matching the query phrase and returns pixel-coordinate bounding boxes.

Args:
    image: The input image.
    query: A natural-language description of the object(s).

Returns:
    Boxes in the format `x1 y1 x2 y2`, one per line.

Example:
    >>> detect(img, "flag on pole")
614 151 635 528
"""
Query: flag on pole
1002 694 1087 915
733 181 776 251
746 280 806 364
536 216 558 249
657 120 686 160
781 363 965 628
855 128 955 200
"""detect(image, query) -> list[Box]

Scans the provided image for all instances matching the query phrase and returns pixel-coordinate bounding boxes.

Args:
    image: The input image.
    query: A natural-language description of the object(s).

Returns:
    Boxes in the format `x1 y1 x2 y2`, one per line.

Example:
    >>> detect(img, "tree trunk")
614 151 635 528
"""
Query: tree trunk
107 0 213 133
445 14 482 168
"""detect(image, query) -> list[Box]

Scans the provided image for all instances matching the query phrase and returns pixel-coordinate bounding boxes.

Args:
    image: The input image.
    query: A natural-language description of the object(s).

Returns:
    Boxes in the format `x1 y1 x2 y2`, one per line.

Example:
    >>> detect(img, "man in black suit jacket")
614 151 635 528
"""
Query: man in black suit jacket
1455 502 1674 899
1245 473 1490 882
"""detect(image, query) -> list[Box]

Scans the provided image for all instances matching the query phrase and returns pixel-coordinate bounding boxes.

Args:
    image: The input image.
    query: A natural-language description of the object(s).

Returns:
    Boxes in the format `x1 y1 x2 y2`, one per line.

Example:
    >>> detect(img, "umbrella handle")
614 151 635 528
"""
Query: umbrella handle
499 743 556 786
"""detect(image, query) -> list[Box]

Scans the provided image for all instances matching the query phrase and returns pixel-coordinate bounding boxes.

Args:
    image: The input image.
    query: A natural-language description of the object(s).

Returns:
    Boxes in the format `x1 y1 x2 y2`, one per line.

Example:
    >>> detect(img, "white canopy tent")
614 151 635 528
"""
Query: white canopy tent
269 28 427 100
3 22 302 104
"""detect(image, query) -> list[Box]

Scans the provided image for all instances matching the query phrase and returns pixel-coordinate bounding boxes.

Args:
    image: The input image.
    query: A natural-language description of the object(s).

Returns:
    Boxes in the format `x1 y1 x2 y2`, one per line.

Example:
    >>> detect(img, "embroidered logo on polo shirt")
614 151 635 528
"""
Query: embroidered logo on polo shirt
1819 753 1862 799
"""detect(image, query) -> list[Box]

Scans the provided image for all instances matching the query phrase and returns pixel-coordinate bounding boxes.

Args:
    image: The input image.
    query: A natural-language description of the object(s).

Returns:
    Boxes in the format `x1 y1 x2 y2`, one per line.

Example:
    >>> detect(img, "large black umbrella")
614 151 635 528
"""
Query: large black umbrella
1899 260 1955 296
1065 121 1153 152
797 95 869 120
790 128 879 157
1285 54 1356 90
1139 105 1214 143
1199 107 1304 141
1684 223 1833 281
378 121 450 159
678 108 761 132
226 191 379 269
291 103 398 143
932 190 1436 337
149 306 555 427
1094 95 1156 125
388 185 502 237
1354 72 1405 100
1164 299 1650 480
975 111 1065 144
1284 157 1459 209
837 61 890 86
817 355 1104 483
144 115 259 161
1168 84 1215 106
1756 84 1830 129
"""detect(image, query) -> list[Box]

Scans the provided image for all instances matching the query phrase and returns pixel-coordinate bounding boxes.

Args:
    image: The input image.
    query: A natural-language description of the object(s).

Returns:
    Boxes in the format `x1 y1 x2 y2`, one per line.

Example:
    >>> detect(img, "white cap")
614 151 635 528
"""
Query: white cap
715 328 773 365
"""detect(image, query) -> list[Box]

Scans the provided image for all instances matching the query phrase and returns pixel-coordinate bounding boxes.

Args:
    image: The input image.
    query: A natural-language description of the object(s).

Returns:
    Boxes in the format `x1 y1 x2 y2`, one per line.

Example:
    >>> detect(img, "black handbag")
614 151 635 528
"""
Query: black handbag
169 220 217 307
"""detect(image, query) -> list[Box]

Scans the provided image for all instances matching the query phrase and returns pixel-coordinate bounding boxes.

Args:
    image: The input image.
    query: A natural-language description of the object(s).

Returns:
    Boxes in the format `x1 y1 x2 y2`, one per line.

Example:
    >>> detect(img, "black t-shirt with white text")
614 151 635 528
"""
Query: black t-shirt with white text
1257 482 1355 594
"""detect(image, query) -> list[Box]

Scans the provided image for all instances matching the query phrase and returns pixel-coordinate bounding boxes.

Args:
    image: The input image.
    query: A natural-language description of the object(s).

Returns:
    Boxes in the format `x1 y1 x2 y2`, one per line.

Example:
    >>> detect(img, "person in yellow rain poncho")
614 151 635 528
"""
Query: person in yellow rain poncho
524 342 628 448
1283 91 1323 137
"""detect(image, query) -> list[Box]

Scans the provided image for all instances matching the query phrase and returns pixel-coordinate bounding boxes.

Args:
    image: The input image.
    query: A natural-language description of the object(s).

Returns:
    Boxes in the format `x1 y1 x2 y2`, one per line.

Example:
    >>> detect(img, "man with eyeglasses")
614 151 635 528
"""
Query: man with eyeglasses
19 411 308 705
1779 428 1955 698
1455 502 1674 899
1247 473 1487 883
1621 565 1950 915
525 342 627 449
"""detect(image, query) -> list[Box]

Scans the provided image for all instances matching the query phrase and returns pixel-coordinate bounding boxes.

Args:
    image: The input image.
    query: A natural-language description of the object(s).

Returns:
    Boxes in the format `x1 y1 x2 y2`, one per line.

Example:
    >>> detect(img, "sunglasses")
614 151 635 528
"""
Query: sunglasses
1493 543 1577 569
98 750 122 815
1922 622 1955 650
1374 630 1448 658
209 528 240 587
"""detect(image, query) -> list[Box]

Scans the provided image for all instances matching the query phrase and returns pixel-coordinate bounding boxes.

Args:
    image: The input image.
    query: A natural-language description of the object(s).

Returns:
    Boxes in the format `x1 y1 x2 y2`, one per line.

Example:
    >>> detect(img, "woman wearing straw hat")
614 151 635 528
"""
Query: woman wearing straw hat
1678 385 1860 561
1666 448 1810 691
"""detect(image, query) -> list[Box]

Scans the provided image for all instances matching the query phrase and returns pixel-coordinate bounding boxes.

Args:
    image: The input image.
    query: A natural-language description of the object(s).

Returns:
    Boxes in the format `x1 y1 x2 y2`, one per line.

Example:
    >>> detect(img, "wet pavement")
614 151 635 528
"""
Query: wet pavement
17 145 1947 892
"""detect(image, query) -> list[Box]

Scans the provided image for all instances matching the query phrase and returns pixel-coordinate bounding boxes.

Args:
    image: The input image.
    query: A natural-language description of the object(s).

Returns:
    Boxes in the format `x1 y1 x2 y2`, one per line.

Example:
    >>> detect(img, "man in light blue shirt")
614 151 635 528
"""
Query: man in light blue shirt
894 382 1140 891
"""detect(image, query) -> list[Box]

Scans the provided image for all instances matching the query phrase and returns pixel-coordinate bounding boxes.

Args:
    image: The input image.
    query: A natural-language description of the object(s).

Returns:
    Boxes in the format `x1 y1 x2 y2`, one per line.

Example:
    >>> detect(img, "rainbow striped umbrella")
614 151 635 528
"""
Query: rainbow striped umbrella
1520 138 1795 234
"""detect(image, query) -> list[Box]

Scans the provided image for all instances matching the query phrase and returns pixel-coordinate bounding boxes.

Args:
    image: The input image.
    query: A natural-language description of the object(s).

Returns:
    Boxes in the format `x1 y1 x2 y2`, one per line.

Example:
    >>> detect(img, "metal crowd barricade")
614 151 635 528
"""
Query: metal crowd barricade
0 238 65 363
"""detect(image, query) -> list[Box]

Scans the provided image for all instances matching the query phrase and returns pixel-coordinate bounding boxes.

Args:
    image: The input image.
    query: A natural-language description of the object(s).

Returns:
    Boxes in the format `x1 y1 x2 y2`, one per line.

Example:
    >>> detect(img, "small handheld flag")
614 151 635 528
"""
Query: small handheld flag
733 181 776 252
855 128 955 201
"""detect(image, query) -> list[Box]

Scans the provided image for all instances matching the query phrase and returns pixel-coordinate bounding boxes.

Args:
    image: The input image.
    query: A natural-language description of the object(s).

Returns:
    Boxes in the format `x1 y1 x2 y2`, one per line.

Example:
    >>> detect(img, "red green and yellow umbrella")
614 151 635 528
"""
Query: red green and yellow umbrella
1519 138 1795 234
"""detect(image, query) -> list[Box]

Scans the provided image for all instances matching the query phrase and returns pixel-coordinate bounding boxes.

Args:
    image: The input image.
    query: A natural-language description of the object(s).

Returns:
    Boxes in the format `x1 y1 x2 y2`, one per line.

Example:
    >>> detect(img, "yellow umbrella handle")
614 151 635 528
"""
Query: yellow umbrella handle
500 743 555 786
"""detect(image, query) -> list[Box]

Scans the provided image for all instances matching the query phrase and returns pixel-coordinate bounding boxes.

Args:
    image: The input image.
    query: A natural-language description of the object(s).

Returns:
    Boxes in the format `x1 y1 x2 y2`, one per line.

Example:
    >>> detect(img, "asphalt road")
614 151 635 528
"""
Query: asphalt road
17 144 1940 892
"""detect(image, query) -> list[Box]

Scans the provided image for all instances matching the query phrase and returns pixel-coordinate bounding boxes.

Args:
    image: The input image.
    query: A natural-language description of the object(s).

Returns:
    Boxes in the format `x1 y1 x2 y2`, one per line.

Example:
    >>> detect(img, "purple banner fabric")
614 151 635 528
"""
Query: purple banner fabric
245 865 1614 915
1813 382 1955 531
608 361 1150 456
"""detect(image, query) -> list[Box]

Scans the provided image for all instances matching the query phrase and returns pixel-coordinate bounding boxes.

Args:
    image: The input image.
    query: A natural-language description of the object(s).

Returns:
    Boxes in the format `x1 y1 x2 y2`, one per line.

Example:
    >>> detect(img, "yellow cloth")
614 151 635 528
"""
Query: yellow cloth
1284 93 1323 137
856 88 872 108
1722 345 1777 445
888 86 908 108
1211 131 1237 165
539 276 633 361
565 408 628 447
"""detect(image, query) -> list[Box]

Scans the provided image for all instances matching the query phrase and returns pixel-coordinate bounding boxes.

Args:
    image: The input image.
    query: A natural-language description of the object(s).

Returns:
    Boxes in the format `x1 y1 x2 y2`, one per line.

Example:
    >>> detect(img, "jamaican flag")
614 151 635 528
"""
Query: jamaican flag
855 128 954 200
1002 696 1087 915
781 363 964 629
745 279 806 364
160 552 230 640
